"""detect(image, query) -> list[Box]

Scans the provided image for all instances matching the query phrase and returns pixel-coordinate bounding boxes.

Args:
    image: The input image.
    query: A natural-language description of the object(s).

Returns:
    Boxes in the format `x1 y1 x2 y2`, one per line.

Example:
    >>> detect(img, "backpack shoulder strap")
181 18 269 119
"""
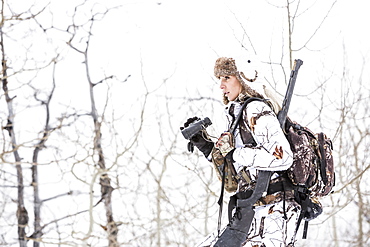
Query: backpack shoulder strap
229 97 267 134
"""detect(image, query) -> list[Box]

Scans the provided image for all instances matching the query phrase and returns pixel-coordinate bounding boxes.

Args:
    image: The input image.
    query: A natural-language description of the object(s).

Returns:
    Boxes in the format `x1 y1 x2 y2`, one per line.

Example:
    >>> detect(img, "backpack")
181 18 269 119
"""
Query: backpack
214 99 335 200
283 117 335 238
213 98 335 238
284 117 335 198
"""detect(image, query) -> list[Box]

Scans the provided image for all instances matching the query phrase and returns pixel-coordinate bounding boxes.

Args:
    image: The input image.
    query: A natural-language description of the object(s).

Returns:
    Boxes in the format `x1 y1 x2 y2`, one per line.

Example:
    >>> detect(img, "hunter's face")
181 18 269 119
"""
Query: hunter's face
219 75 242 102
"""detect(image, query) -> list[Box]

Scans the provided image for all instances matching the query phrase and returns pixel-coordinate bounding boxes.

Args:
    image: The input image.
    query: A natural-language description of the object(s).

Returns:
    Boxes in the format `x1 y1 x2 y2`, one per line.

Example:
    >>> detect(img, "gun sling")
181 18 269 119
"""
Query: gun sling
227 176 296 221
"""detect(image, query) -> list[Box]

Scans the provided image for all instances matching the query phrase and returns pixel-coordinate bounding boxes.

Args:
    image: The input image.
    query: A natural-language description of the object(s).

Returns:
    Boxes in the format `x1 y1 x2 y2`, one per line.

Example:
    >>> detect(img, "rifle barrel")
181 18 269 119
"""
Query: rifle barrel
277 59 303 128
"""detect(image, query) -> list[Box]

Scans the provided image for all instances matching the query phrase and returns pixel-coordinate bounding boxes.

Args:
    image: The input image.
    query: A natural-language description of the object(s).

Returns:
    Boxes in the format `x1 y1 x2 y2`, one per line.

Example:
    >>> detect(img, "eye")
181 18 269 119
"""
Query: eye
225 76 230 80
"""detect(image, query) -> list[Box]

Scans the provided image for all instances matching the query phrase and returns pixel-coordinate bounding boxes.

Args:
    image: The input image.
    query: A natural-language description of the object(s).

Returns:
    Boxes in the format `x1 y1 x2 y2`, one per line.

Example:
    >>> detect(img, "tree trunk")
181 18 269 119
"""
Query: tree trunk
1 22 28 247
30 60 56 247
31 154 41 247
87 54 118 246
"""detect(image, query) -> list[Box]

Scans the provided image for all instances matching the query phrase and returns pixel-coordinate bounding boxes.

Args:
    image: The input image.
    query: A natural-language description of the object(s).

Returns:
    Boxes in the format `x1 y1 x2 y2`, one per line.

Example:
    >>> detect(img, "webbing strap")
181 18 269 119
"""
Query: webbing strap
217 97 270 237
318 133 328 185
217 162 226 237
217 97 264 234
294 194 310 239
303 220 309 239
229 97 266 133
227 179 295 222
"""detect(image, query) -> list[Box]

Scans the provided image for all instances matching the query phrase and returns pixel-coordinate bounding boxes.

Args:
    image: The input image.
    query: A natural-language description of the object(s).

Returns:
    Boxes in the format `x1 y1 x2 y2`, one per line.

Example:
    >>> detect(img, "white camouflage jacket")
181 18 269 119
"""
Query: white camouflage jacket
225 99 293 183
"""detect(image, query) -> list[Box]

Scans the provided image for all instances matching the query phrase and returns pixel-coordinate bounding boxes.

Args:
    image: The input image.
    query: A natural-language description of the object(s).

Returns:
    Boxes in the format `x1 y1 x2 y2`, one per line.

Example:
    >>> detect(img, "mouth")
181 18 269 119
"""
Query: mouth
224 92 229 97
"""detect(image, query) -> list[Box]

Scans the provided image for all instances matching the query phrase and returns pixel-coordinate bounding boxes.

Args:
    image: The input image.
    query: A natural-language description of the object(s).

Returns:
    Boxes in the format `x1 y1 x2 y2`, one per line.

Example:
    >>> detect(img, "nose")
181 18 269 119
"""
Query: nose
219 78 225 89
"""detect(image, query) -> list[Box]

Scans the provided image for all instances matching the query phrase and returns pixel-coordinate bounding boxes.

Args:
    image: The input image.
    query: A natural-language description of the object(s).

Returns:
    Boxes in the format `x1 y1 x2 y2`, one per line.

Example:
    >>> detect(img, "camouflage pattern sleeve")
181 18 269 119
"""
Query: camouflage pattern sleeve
232 101 293 172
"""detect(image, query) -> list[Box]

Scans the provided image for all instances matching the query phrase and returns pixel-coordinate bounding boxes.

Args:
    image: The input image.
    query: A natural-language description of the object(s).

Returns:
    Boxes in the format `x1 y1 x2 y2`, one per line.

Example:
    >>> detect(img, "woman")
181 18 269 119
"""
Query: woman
185 57 301 247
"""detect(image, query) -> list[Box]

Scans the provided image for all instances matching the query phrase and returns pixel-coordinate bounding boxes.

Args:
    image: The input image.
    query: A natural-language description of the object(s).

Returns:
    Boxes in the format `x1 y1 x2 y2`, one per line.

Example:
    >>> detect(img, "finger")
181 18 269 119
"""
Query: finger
187 142 194 153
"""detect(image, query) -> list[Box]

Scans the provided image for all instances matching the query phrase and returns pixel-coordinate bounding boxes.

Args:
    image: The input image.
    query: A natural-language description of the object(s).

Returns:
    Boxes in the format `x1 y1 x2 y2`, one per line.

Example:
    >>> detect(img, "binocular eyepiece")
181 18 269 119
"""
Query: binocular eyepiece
181 117 212 140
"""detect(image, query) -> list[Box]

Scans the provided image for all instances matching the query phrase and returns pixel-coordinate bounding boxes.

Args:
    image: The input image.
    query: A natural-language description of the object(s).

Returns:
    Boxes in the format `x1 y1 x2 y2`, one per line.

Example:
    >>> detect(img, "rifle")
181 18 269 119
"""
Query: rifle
215 59 303 247
278 59 304 128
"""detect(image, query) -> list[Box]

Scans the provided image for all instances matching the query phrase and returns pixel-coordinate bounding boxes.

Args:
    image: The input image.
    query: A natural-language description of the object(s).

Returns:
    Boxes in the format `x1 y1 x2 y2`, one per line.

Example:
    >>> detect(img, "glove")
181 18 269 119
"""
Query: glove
216 132 235 160
180 117 214 157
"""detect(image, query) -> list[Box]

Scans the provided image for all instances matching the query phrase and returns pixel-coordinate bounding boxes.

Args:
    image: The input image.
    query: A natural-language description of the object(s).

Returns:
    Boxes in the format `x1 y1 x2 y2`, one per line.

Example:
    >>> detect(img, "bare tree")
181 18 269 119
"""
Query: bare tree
28 60 63 247
1 2 29 245
65 8 119 247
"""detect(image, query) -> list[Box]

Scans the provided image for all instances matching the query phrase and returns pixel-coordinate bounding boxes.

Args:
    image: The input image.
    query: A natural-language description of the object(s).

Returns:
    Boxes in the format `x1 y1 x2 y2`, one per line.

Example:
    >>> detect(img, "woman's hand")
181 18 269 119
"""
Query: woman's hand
216 132 235 157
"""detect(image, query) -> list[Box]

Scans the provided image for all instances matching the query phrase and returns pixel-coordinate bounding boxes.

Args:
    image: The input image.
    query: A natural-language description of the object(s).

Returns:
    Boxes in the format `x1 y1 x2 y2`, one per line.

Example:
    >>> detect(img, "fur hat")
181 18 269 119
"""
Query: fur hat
214 57 263 105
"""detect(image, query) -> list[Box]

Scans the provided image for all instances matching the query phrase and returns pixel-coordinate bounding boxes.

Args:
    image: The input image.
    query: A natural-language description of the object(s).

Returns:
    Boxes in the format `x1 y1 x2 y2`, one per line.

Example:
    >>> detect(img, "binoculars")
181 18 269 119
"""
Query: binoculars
181 117 212 140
